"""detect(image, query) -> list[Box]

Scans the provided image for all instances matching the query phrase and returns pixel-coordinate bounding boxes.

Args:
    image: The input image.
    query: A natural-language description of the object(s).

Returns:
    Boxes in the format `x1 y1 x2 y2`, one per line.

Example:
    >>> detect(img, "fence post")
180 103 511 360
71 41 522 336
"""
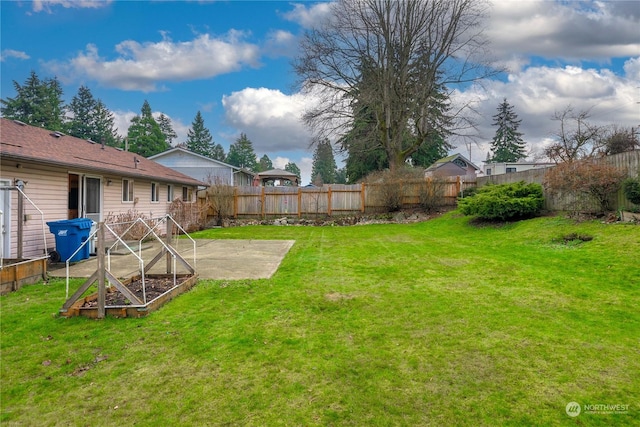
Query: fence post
361 183 366 213
261 186 265 219
298 187 302 218
328 186 332 216
233 187 238 219
97 222 105 319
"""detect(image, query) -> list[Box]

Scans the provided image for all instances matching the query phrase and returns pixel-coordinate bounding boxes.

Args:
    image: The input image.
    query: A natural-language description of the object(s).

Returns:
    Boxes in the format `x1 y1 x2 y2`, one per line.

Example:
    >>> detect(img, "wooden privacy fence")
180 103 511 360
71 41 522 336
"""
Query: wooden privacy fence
199 176 477 219
477 150 640 212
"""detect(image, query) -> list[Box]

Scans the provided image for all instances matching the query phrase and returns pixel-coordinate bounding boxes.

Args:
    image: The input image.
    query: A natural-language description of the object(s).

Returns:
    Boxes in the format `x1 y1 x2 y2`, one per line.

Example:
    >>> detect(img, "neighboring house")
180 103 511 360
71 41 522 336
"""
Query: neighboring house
149 147 254 186
0 118 204 259
483 161 555 176
424 153 480 179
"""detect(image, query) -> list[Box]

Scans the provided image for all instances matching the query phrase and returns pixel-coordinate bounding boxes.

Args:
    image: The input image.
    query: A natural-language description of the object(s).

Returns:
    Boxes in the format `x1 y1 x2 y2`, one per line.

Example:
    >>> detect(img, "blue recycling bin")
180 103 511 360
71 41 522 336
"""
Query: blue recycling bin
47 218 93 262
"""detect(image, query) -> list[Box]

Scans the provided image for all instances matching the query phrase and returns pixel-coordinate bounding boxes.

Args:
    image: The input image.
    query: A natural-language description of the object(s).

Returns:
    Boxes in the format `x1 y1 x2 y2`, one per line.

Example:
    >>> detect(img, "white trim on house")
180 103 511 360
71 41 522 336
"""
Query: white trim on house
483 162 555 176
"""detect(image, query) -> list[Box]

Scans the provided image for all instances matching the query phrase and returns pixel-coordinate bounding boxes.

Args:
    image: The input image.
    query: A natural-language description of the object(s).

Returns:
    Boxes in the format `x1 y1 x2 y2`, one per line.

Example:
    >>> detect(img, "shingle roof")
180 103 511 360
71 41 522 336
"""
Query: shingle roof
0 118 204 186
425 153 480 172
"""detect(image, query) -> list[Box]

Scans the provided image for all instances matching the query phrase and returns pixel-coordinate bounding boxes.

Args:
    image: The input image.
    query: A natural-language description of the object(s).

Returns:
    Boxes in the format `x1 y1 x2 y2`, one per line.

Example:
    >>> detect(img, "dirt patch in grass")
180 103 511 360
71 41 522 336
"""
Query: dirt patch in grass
325 292 356 302
81 276 190 307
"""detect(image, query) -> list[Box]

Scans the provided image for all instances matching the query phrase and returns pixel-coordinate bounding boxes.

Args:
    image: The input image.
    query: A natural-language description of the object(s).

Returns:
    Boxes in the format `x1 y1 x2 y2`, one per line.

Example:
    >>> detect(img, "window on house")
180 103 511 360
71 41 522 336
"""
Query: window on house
182 186 192 202
486 168 492 176
506 167 517 173
122 179 134 202
167 184 173 202
151 182 159 202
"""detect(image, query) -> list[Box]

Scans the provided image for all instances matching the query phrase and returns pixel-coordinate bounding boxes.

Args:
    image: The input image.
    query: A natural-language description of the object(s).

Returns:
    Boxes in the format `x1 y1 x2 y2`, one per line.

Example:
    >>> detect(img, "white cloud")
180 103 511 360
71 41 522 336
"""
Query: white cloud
263 30 298 58
282 2 333 29
221 87 313 152
451 59 640 165
0 49 30 62
31 0 112 13
44 32 261 92
487 0 640 61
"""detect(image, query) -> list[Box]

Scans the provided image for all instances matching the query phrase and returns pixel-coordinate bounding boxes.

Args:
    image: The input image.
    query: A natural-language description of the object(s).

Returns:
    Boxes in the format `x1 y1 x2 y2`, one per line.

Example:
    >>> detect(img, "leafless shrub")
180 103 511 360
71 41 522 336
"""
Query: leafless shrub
419 177 447 213
169 199 205 233
105 210 156 241
204 177 235 226
364 167 424 212
544 159 627 215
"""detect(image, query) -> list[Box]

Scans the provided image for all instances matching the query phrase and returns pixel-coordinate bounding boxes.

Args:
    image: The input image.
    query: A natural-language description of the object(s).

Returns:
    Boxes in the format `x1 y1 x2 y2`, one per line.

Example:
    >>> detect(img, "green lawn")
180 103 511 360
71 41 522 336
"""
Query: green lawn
1 213 638 426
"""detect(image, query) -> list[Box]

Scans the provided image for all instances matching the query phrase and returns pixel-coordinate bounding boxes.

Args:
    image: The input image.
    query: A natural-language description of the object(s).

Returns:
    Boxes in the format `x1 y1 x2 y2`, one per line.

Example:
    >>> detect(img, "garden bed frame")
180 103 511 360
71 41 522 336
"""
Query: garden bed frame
59 215 197 318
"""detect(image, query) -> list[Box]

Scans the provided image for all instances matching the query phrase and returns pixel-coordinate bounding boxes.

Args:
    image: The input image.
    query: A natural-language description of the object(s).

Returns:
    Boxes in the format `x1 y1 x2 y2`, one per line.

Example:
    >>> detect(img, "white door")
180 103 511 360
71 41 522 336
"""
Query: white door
83 176 102 223
0 180 11 259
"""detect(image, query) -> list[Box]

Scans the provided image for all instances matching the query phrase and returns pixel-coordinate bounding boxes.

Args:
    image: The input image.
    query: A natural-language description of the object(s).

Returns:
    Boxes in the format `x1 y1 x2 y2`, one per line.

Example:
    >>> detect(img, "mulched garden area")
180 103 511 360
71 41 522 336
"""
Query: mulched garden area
81 276 189 307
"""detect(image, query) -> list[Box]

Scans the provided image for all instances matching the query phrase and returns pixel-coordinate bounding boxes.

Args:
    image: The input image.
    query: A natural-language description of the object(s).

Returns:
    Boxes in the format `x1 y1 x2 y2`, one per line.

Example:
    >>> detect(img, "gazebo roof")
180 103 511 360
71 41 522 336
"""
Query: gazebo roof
254 168 299 186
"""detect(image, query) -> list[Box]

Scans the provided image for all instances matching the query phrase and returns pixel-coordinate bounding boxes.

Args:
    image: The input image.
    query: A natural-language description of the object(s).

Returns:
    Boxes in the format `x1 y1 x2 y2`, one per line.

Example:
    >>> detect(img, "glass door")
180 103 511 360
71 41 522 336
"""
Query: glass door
83 176 102 223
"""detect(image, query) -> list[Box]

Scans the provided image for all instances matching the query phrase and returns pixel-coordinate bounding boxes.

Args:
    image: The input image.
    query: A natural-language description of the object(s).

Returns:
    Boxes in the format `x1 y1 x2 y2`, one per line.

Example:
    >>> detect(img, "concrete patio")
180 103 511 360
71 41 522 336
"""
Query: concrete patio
48 239 295 280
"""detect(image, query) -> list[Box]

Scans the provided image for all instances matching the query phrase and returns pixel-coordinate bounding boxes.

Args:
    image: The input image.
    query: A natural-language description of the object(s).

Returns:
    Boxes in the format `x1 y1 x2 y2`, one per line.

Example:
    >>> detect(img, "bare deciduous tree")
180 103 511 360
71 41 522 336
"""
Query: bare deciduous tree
294 0 498 171
544 106 604 163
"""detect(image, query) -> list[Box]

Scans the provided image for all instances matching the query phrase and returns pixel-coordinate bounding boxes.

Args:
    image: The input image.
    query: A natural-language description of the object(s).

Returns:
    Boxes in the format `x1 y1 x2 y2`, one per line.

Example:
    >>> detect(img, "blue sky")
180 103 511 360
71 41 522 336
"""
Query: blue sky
1 0 639 184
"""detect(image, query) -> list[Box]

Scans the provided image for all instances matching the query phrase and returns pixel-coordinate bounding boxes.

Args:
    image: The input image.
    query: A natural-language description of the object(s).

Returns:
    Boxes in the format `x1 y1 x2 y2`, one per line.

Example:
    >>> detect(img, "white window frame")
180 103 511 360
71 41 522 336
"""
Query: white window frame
181 186 194 203
122 178 134 202
151 182 160 203
167 184 173 202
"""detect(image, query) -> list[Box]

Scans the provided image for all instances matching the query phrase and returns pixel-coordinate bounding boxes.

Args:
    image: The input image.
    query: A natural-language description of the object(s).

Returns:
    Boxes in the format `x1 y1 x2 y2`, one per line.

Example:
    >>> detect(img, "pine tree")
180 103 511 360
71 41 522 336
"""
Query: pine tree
126 100 169 157
185 111 214 157
489 98 527 163
66 85 119 146
284 162 301 185
157 113 177 146
311 139 338 184
258 155 273 172
93 100 120 147
226 133 258 171
1 71 65 131
210 144 226 162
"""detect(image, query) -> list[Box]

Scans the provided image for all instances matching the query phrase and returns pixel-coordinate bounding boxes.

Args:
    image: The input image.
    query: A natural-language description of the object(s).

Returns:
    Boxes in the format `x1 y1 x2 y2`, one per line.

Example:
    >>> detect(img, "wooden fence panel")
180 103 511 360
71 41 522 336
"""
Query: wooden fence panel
476 150 640 212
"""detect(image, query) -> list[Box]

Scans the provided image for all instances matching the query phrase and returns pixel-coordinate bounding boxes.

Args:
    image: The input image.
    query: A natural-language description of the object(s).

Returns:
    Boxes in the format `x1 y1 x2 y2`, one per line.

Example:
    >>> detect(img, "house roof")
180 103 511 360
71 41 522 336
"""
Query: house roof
0 118 204 186
149 146 252 174
425 153 480 172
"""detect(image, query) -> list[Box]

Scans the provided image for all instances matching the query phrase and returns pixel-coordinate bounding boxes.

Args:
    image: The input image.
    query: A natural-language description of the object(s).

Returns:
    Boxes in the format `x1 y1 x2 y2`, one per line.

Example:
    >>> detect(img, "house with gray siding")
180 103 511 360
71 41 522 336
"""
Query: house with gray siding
149 147 254 186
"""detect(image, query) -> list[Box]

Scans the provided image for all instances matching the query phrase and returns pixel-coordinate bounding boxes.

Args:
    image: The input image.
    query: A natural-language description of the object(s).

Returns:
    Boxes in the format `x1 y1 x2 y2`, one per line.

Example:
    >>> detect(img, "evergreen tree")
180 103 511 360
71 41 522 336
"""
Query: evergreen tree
284 162 301 185
311 139 338 184
258 155 273 172
157 113 177 146
335 167 348 184
66 85 119 146
93 100 121 147
410 134 451 168
488 98 527 163
185 111 214 157
341 90 388 182
211 143 226 162
126 100 169 157
1 70 65 131
226 133 258 171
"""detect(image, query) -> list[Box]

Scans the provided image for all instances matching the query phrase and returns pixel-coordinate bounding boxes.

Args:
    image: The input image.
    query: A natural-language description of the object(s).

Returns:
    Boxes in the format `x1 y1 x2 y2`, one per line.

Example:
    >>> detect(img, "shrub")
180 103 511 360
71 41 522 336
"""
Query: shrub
544 160 627 214
364 167 424 212
458 181 544 220
419 177 447 213
204 179 235 225
622 177 640 205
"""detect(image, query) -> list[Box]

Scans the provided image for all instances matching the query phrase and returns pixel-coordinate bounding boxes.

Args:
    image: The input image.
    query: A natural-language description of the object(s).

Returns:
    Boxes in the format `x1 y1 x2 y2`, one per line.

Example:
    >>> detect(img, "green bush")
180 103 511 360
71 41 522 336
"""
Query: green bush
458 181 544 220
622 177 640 205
